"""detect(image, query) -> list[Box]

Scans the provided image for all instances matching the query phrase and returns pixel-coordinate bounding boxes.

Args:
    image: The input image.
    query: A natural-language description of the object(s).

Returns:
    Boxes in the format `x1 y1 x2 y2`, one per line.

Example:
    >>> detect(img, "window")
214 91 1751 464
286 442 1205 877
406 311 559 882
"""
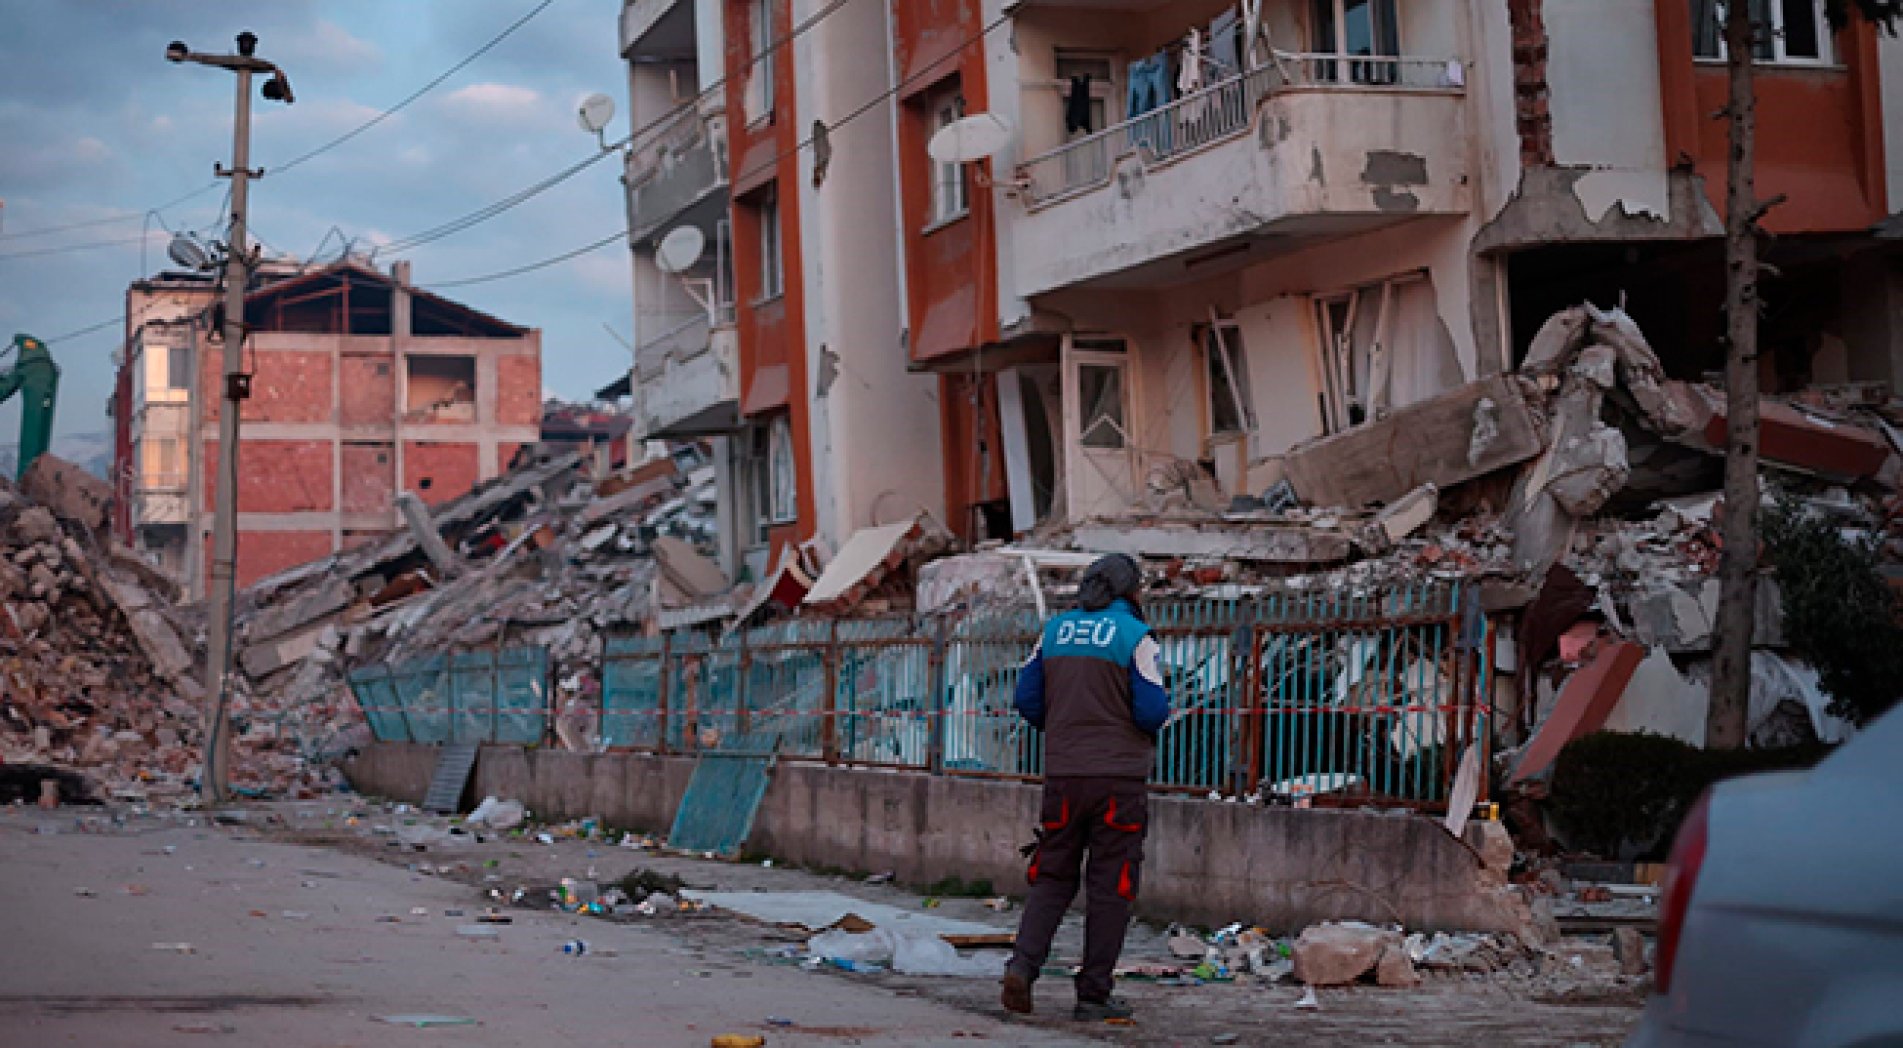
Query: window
746 0 776 123
166 345 192 391
768 414 797 523
1690 0 1833 63
1202 324 1254 436
151 437 183 485
927 82 968 224
1311 0 1400 84
756 188 783 300
1077 363 1129 449
405 355 478 421
1312 274 1463 431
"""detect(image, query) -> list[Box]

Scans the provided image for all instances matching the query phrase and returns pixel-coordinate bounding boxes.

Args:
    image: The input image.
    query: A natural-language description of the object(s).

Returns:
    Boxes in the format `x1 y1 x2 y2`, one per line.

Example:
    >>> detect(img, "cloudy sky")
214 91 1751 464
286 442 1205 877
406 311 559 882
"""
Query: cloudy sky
0 0 630 441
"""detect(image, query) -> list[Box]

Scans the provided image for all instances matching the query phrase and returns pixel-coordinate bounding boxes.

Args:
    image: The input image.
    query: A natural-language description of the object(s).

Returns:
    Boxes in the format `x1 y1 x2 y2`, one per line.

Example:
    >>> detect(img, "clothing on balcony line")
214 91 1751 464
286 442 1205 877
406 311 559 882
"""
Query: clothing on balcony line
1124 53 1174 122
1177 28 1205 94
1066 75 1094 134
1209 7 1242 76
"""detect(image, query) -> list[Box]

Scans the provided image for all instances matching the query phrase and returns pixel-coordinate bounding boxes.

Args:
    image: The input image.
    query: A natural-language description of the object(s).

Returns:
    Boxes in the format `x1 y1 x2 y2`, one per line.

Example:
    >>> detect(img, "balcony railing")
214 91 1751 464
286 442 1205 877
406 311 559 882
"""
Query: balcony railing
1019 52 1461 206
626 102 714 188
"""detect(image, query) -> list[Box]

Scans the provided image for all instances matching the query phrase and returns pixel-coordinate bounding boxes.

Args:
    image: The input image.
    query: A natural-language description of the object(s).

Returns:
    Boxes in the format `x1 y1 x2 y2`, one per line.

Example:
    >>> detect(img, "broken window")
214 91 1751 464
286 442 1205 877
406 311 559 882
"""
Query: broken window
1077 362 1129 450
1313 274 1463 432
405 355 477 422
768 413 797 523
1202 323 1254 437
1690 0 1832 63
1311 0 1400 84
926 80 969 224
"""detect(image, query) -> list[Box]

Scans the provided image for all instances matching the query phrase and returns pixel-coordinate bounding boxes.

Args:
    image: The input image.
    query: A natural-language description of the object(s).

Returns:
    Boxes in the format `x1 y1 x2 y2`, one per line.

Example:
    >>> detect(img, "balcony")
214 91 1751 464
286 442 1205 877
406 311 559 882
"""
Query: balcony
133 474 191 526
1010 53 1470 295
634 310 739 439
626 105 728 243
620 0 693 61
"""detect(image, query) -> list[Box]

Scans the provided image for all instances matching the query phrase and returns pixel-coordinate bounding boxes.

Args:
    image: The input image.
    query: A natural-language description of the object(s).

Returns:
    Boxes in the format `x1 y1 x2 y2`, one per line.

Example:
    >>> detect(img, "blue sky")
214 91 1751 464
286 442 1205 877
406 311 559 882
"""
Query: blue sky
0 0 631 441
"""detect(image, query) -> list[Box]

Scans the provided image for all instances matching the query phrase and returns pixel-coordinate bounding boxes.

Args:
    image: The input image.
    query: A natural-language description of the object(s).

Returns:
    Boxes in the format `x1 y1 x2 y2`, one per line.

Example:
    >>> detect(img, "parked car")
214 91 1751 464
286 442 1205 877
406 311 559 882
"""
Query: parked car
1625 705 1903 1047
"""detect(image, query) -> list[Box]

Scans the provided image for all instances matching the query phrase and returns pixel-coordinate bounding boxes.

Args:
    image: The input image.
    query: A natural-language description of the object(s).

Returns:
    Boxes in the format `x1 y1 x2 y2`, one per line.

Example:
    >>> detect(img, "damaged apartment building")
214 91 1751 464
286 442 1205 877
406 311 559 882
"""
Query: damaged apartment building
112 258 544 596
614 0 1903 571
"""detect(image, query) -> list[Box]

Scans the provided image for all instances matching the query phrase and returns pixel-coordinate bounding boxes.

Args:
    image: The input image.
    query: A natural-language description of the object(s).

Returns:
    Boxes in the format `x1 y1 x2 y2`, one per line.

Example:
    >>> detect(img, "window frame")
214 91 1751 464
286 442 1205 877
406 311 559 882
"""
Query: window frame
1200 323 1255 439
926 81 970 228
755 186 784 302
1054 50 1120 137
1691 0 1836 65
165 344 193 391
1310 0 1402 84
767 413 797 524
746 0 776 125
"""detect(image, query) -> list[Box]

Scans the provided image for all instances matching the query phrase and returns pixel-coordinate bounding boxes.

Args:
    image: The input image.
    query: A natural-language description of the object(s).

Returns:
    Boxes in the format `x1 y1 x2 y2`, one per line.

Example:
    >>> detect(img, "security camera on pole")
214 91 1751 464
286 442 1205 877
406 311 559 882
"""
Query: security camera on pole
165 31 294 804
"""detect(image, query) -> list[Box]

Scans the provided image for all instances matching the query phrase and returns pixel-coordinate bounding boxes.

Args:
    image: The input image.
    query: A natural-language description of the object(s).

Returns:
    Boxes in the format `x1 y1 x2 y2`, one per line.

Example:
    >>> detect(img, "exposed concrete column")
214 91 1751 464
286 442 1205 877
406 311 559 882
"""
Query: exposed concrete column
391 260 413 340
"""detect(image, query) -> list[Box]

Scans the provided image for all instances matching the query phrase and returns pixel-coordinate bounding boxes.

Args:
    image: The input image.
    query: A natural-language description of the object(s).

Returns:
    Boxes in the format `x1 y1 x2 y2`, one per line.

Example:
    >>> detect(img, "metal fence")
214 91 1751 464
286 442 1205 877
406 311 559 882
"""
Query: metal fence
1021 52 1462 205
352 585 1490 808
349 647 548 745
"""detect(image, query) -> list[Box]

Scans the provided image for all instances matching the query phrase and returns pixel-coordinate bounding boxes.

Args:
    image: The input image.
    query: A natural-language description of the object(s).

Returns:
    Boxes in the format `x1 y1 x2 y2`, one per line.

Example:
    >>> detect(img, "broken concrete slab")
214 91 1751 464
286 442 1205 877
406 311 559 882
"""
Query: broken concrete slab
1360 484 1438 552
1684 388 1890 480
20 455 112 533
1374 943 1423 987
1292 922 1403 987
1285 375 1544 510
1600 647 1706 747
1074 521 1353 564
804 517 926 612
398 491 465 581
653 536 728 603
1509 641 1646 784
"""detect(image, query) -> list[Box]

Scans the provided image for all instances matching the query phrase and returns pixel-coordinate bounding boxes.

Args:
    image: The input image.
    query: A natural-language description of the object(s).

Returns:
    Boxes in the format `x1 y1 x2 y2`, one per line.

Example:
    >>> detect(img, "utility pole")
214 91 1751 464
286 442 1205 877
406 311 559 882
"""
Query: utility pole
167 32 294 803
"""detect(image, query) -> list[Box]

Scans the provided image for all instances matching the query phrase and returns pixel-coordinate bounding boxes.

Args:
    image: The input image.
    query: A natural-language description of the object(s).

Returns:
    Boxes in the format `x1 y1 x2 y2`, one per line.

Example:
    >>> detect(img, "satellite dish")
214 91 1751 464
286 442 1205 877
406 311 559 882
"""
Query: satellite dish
167 234 212 271
577 93 617 135
928 112 1013 164
655 225 706 274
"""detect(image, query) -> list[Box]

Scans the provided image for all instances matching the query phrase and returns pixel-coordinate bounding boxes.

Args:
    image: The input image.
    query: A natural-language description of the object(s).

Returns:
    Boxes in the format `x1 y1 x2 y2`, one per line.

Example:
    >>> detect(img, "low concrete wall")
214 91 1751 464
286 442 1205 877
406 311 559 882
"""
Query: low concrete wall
343 743 1527 934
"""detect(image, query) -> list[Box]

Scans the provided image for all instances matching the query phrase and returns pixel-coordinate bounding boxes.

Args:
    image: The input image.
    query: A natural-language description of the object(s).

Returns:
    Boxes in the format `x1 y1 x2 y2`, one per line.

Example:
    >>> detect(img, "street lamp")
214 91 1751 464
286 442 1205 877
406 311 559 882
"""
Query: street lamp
167 32 293 805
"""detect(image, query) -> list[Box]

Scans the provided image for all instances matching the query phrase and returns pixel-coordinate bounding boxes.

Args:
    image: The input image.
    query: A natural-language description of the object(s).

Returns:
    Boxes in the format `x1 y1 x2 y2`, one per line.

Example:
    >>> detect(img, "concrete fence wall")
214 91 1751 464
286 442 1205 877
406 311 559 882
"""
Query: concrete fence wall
344 742 1528 934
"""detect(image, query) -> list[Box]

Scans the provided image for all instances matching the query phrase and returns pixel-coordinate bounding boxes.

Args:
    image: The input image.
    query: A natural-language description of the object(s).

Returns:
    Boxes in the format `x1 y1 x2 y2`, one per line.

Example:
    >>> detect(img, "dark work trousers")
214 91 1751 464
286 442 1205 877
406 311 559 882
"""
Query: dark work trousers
1006 776 1148 1002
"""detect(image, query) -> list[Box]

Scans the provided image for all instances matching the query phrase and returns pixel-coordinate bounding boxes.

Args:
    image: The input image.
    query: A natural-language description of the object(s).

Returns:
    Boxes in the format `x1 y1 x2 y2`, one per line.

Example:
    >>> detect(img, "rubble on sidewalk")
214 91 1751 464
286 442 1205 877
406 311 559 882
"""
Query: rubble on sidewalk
0 458 333 801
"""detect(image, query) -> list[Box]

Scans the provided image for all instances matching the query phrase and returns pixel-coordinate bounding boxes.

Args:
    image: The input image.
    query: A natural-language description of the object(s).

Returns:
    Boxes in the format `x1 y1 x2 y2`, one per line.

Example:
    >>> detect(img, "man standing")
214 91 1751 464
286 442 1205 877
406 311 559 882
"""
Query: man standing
1001 553 1168 1022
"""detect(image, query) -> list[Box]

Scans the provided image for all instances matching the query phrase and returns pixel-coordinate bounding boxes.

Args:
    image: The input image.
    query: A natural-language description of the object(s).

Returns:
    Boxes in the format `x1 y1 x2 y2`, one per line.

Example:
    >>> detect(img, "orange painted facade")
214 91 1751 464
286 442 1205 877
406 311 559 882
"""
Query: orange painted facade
725 0 816 558
1655 5 1887 231
891 0 1007 538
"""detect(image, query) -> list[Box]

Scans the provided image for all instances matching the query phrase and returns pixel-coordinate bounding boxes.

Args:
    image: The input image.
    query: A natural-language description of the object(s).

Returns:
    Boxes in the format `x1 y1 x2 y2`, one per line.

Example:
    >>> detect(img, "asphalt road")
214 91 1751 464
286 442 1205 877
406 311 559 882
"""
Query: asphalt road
0 806 1094 1048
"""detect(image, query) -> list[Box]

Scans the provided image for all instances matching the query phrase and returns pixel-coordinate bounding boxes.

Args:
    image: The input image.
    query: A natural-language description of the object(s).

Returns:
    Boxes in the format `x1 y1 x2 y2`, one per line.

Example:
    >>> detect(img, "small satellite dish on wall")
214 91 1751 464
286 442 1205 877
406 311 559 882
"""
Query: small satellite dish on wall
928 112 1013 164
655 225 706 274
577 93 617 135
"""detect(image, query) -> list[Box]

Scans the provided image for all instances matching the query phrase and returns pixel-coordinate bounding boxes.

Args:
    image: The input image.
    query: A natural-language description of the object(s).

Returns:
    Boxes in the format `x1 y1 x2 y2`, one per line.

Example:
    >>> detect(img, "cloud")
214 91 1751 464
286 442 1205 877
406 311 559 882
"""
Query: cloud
280 19 383 72
442 82 548 126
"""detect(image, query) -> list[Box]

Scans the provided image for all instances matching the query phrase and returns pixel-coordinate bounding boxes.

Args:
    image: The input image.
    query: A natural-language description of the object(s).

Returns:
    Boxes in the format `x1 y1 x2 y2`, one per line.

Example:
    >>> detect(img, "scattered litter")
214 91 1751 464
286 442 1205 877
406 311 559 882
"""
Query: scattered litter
375 1015 479 1028
807 927 1004 978
151 942 196 954
456 925 501 940
1293 986 1321 1010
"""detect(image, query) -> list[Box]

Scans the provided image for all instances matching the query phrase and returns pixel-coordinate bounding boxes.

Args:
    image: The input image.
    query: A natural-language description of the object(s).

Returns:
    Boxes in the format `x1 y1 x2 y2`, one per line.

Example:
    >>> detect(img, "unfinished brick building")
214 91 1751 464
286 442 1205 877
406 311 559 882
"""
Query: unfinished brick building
115 258 542 595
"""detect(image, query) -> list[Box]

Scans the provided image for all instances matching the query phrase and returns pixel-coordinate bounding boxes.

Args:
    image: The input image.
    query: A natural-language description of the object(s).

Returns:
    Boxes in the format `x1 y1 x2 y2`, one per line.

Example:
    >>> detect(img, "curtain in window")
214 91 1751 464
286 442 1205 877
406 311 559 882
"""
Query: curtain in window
1689 0 1721 57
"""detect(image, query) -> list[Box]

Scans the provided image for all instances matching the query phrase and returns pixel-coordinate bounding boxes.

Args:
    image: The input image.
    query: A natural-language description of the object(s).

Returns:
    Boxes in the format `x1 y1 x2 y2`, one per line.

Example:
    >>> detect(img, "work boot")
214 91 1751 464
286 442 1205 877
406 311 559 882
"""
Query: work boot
1073 996 1134 1022
1000 971 1034 1015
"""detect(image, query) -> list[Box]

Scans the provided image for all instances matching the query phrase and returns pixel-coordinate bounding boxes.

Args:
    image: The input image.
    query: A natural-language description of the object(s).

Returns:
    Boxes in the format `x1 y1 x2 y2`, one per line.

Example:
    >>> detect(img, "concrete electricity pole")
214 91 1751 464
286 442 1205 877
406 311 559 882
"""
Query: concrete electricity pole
166 32 294 803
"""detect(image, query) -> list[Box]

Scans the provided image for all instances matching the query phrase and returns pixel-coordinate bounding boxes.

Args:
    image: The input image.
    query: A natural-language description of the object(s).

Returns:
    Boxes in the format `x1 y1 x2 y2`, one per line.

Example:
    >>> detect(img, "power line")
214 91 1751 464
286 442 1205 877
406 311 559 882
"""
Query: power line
377 0 863 259
0 233 162 262
0 183 221 242
41 315 127 344
423 7 1010 291
270 0 558 176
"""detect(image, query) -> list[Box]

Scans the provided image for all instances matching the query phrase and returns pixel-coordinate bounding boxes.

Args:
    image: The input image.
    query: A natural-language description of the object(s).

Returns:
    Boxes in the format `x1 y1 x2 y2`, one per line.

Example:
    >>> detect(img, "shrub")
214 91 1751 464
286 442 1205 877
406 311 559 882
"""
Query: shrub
1762 498 1903 725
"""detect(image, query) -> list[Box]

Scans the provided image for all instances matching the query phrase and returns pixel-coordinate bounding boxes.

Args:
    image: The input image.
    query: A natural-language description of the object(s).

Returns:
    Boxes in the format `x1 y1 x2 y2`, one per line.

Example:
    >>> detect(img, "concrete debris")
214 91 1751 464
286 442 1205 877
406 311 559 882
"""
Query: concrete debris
1291 922 1403 987
803 516 946 615
0 459 328 801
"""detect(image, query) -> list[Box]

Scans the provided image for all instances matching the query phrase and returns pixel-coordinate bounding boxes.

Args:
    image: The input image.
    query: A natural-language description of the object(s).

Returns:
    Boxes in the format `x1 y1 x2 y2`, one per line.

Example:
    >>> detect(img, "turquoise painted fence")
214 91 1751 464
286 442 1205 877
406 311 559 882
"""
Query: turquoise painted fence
356 585 1491 808
348 647 548 745
602 585 1487 807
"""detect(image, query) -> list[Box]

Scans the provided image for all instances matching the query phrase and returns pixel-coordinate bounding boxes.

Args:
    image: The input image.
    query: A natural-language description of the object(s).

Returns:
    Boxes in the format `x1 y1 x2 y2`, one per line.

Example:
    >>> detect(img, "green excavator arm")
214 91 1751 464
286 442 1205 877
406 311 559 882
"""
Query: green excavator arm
0 334 60 481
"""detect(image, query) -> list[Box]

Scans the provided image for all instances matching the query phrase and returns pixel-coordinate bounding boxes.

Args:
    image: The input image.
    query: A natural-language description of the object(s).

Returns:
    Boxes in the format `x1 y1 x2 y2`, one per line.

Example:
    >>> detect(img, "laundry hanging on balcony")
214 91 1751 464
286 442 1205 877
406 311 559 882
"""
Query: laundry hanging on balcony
1177 28 1206 94
1208 7 1242 77
1124 52 1174 121
1065 76 1093 134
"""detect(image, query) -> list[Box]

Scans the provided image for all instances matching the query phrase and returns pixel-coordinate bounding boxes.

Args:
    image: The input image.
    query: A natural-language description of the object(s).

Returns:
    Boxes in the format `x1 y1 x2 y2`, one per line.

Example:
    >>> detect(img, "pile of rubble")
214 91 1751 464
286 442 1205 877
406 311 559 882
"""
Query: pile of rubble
231 443 725 747
0 456 340 801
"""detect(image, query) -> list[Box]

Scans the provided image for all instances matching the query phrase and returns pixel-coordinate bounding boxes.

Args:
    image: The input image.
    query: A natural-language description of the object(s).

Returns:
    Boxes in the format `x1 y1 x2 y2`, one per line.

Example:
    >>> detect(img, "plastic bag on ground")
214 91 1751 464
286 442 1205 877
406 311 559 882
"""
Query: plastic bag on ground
806 927 1005 977
465 796 525 831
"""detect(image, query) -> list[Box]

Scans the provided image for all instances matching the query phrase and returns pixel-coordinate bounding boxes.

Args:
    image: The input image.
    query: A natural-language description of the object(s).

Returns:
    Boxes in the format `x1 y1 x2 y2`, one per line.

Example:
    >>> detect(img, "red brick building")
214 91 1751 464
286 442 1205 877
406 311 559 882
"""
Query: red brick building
115 259 542 594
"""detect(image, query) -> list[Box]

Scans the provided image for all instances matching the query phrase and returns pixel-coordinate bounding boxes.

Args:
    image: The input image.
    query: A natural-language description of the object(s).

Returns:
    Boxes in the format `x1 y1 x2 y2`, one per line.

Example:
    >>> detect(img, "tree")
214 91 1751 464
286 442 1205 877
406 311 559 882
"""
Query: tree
1707 0 1900 748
